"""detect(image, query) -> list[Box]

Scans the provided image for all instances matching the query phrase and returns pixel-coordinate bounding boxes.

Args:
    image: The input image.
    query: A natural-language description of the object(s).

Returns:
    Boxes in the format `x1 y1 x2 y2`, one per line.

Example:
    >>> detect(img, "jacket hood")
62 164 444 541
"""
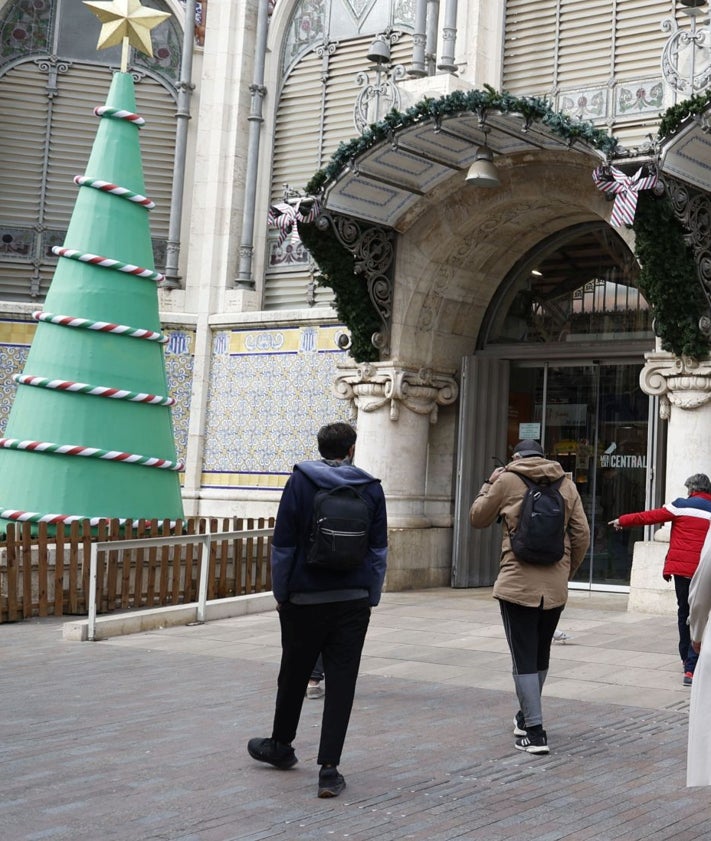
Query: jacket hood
506 456 566 484
295 459 380 489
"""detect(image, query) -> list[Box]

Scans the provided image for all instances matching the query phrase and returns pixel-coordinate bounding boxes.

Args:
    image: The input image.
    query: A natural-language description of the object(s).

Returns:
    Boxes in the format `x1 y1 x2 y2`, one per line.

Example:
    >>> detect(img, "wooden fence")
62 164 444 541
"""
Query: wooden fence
0 517 274 623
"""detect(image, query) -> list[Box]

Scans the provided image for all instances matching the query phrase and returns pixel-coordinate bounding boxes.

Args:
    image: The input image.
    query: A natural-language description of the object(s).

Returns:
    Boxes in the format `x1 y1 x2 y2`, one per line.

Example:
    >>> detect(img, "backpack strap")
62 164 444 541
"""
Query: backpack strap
514 473 563 490
505 473 563 534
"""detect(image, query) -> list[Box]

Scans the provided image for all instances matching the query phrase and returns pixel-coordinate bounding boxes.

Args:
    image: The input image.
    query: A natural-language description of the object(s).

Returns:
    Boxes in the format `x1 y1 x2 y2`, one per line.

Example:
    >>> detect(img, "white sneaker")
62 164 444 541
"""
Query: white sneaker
553 630 571 643
306 680 325 699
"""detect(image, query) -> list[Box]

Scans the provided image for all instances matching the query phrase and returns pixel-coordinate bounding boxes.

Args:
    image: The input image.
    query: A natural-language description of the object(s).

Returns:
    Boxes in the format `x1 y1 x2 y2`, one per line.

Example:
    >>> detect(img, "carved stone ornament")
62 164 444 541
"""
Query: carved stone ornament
640 350 711 419
333 363 459 422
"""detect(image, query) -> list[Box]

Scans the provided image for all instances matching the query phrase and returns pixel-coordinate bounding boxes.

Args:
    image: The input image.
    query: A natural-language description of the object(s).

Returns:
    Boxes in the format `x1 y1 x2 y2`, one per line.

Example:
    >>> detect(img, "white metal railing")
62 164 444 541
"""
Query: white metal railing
87 528 273 641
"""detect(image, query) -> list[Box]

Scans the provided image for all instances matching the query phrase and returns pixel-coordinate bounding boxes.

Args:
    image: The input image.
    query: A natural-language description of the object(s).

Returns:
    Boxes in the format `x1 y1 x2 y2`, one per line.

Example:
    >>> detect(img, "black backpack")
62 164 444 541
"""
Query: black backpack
509 474 566 565
307 485 372 572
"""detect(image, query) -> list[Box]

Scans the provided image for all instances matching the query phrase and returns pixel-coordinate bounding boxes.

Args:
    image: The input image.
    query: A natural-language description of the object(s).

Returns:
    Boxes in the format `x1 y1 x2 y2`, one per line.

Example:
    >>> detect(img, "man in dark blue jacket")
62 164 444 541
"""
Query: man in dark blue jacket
248 422 387 798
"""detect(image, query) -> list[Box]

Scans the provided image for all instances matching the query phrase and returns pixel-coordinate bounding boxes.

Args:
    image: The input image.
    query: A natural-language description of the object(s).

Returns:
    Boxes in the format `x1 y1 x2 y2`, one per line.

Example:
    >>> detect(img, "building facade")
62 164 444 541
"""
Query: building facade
2 0 711 598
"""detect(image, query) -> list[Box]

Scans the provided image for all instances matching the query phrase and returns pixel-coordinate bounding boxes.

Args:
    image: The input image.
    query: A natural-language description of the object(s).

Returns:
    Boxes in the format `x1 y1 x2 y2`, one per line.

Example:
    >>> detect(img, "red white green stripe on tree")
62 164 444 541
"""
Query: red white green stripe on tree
73 175 155 209
33 311 168 343
0 437 184 471
13 375 175 406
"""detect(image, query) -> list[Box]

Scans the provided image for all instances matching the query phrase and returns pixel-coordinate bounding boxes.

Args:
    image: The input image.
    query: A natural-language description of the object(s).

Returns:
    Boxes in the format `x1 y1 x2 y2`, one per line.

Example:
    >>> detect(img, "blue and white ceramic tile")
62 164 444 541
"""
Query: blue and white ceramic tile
204 326 352 477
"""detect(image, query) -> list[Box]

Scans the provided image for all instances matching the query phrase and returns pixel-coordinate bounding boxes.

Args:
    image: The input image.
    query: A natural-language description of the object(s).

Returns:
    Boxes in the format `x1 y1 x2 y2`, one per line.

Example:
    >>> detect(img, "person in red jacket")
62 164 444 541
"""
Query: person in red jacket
610 474 711 686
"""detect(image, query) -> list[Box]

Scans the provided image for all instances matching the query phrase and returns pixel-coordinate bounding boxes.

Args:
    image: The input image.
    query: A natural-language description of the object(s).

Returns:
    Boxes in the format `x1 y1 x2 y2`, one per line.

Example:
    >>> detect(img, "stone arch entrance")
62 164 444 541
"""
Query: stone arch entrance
449 219 657 590
313 102 624 590
389 152 614 372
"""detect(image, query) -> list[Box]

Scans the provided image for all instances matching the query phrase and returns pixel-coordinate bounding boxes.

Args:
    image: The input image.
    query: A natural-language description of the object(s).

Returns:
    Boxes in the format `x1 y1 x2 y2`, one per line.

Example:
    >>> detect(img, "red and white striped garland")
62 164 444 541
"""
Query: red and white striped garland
0 509 124 526
94 105 145 126
33 311 168 343
0 508 176 527
13 374 175 406
52 246 165 283
73 175 155 209
0 437 185 471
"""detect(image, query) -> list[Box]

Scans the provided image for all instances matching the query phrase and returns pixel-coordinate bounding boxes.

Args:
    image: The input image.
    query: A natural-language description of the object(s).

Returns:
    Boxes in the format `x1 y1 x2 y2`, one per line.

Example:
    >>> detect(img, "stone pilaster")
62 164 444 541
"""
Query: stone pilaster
334 363 458 528
629 350 711 614
640 350 711 496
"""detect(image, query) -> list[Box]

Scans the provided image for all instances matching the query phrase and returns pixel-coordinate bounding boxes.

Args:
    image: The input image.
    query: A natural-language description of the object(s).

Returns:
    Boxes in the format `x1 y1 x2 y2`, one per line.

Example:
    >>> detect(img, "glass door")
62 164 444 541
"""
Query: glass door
508 362 649 588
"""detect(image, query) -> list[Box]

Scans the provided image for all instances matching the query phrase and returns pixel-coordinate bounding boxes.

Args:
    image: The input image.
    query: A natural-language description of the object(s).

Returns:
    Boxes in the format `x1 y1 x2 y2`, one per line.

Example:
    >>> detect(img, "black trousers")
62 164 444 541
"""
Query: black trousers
674 574 699 673
499 597 563 673
272 598 370 766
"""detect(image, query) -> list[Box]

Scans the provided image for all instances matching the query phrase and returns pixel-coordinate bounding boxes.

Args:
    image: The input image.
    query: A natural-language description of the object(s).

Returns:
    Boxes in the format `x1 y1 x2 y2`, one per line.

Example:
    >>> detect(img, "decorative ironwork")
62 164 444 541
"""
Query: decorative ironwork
354 29 406 133
315 210 395 354
665 174 711 334
314 37 337 83
661 4 711 95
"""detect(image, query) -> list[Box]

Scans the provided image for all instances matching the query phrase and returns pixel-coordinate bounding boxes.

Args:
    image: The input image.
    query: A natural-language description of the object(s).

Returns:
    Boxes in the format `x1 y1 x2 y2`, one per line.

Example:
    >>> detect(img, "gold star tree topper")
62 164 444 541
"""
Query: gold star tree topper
84 0 171 71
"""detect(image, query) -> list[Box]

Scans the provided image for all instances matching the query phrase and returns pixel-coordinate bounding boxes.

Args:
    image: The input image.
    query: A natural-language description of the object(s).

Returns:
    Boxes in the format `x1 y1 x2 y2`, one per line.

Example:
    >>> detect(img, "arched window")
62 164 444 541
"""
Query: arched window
482 223 652 346
503 0 667 147
0 0 181 301
265 0 413 309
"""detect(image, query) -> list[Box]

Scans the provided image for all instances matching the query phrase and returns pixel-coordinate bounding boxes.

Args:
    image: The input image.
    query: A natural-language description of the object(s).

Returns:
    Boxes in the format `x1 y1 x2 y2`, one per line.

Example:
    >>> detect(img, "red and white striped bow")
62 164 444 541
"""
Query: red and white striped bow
592 165 658 227
267 199 319 246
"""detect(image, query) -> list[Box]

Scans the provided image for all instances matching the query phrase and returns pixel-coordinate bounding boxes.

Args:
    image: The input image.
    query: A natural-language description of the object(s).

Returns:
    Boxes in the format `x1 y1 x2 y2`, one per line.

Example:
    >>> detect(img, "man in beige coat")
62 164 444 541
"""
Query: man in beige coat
470 439 590 754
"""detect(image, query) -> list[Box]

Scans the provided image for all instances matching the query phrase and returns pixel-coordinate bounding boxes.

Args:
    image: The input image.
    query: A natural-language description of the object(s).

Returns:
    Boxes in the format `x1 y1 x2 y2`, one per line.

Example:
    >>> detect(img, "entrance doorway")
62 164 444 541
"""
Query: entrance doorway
451 221 660 592
509 362 651 588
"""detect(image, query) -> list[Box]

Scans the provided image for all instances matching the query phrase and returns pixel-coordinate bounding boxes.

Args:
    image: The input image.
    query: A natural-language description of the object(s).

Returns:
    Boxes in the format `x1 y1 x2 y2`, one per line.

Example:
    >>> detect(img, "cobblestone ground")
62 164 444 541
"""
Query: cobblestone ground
2 590 710 841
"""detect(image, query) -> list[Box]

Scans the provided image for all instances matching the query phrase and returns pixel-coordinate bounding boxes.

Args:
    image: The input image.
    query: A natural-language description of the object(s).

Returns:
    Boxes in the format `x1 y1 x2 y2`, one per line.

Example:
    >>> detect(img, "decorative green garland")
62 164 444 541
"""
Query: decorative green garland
306 85 618 196
303 87 617 361
302 85 711 362
658 89 711 139
630 91 711 360
633 191 707 359
297 221 382 362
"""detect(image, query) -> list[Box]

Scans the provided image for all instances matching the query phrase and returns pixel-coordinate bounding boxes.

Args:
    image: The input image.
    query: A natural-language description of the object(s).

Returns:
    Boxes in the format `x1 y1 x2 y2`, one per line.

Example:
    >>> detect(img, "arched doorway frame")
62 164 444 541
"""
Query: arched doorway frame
451 220 662 591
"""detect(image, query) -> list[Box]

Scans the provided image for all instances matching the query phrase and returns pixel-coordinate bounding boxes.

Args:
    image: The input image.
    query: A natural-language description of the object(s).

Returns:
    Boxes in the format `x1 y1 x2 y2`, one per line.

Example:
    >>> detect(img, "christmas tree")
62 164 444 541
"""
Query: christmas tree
0 0 183 530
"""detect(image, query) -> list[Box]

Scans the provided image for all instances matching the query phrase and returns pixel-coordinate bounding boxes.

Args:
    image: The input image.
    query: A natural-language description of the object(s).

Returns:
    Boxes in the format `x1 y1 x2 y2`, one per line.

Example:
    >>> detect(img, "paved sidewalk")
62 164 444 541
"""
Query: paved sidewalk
3 588 711 841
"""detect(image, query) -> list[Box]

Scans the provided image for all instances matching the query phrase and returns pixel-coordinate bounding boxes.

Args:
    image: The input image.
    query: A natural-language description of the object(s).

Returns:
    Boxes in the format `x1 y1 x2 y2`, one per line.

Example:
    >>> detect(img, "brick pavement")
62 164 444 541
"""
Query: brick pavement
2 588 711 841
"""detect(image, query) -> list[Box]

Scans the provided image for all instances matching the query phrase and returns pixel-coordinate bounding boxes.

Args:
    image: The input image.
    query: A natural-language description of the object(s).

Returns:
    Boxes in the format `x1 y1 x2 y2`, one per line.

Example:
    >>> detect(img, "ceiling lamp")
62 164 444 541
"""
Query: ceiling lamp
465 130 500 188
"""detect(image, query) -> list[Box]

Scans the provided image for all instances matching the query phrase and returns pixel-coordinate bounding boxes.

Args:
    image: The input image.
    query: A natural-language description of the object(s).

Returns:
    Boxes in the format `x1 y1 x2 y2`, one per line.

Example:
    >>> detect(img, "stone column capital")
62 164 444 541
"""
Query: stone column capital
333 363 458 422
640 351 711 418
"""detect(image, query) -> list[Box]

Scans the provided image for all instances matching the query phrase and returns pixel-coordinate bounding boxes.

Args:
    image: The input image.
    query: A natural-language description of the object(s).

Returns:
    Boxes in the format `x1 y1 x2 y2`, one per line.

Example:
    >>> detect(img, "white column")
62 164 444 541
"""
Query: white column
630 351 711 614
641 351 711 498
334 363 458 527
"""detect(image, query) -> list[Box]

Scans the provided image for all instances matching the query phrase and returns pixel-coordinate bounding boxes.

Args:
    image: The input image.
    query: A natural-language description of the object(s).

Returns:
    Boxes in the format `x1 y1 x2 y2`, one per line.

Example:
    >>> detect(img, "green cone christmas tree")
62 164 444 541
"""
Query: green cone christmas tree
0 0 183 531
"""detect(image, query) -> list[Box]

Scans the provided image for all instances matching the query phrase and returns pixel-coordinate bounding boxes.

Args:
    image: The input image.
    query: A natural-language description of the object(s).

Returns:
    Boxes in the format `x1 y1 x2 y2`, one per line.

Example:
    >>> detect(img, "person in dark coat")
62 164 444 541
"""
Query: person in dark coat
610 473 711 686
248 422 387 798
